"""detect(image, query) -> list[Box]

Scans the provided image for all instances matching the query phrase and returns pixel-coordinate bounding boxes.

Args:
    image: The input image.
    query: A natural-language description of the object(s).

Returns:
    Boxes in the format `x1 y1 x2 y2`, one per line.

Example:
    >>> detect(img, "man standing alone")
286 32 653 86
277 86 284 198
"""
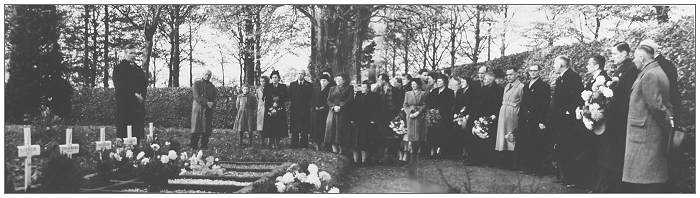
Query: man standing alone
191 70 217 149
113 48 147 142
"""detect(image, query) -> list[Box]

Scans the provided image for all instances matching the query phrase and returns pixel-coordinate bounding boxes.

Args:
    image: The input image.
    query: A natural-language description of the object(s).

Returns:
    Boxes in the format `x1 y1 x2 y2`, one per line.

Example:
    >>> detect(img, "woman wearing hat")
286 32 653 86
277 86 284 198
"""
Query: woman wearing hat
263 70 289 149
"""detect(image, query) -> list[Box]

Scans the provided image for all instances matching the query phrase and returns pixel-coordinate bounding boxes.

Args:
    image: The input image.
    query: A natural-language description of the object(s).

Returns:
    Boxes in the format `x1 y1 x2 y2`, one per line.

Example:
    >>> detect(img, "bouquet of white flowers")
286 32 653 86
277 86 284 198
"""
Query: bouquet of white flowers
472 115 496 139
577 75 614 135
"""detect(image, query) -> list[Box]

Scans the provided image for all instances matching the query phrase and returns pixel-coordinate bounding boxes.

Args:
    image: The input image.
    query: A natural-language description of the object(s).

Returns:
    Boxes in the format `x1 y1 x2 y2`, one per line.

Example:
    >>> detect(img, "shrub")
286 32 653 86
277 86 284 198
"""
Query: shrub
38 153 84 192
69 87 238 129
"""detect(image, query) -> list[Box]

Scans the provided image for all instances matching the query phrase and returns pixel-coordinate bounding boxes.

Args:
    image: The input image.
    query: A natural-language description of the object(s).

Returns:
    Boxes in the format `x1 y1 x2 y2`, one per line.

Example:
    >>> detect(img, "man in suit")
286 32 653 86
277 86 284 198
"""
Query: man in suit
548 55 585 188
621 43 673 193
113 48 147 142
289 70 313 148
591 42 639 192
516 65 550 175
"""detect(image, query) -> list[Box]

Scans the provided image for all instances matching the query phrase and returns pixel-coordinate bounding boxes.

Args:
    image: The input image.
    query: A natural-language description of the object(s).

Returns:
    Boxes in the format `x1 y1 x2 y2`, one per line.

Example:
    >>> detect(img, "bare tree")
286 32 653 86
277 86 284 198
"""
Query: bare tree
116 5 166 86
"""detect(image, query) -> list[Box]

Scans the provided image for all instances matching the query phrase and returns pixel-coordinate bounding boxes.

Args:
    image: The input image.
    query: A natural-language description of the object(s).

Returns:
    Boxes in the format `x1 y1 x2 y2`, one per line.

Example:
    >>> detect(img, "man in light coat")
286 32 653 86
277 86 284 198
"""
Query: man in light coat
622 42 673 192
190 70 217 149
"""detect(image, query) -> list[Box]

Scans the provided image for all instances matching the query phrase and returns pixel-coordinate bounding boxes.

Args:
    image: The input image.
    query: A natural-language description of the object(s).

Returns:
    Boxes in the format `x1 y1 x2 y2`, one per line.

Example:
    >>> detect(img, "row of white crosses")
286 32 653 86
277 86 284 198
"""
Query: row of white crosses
16 123 155 192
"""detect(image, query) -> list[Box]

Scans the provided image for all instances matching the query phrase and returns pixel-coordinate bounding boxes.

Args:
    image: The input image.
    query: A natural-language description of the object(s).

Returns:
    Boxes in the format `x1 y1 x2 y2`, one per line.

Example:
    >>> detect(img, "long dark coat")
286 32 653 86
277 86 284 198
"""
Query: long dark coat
549 68 585 185
289 80 313 133
592 58 638 192
427 87 455 149
191 79 217 135
515 78 550 171
655 55 681 116
376 85 404 140
263 83 289 138
311 83 331 144
113 60 147 139
471 83 503 164
324 84 354 145
623 60 673 184
454 82 479 152
348 91 380 150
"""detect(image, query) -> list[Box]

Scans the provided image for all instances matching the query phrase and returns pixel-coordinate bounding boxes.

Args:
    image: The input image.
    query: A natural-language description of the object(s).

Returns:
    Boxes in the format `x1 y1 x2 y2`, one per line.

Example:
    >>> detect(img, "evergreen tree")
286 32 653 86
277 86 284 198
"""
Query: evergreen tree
5 5 73 123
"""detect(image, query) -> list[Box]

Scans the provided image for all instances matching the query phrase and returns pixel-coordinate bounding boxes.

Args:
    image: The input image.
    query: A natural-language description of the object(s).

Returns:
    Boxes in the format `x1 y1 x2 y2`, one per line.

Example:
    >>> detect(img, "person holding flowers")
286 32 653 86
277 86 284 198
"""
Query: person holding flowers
591 42 639 192
264 70 289 149
472 70 503 166
453 76 479 163
426 74 455 159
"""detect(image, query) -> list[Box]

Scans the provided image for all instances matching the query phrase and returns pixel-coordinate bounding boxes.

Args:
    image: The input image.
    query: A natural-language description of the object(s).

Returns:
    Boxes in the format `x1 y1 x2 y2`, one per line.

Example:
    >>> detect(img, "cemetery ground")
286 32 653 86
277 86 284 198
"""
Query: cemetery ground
3 125 691 193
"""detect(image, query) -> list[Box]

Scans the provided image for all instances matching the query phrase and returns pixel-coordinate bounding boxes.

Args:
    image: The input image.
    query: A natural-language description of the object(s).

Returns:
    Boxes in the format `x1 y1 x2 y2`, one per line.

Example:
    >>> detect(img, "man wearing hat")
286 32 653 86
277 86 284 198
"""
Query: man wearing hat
621 42 673 192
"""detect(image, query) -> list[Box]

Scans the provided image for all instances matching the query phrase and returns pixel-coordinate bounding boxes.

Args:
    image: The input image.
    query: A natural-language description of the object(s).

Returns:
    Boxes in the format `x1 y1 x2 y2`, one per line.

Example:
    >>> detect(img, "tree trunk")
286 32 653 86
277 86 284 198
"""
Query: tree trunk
654 6 669 24
471 5 482 64
142 5 164 86
403 32 409 74
189 21 193 87
500 6 507 57
487 22 492 61
103 5 110 88
302 5 372 82
392 45 396 76
91 7 99 87
243 15 255 86
254 9 262 84
83 5 91 87
168 5 181 87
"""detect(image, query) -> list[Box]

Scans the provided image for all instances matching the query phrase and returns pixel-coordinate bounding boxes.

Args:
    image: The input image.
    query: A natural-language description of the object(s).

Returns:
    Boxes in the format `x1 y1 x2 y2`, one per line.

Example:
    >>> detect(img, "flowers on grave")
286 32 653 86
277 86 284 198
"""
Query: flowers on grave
472 115 496 139
274 163 340 193
577 76 614 133
179 151 225 177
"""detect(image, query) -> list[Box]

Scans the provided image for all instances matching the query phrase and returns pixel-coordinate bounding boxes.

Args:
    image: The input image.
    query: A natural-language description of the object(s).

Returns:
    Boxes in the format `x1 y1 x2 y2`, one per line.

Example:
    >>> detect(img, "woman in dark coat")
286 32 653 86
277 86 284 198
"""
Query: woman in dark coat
311 74 332 150
427 75 455 158
348 80 380 165
324 73 354 154
472 71 504 166
454 77 479 162
263 71 289 149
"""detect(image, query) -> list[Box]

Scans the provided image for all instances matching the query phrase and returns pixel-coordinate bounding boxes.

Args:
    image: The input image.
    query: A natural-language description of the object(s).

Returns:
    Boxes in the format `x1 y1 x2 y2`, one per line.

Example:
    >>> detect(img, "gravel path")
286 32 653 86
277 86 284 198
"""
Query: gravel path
343 159 578 193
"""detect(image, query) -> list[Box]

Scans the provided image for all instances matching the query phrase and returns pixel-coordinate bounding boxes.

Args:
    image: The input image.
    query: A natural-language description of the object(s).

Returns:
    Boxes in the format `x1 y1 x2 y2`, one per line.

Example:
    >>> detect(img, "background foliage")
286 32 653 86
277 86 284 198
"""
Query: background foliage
70 87 238 128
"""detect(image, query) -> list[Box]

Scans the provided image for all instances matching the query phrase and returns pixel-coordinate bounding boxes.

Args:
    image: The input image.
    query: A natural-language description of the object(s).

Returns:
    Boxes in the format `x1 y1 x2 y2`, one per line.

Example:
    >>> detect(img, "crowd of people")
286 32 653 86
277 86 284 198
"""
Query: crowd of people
113 39 681 193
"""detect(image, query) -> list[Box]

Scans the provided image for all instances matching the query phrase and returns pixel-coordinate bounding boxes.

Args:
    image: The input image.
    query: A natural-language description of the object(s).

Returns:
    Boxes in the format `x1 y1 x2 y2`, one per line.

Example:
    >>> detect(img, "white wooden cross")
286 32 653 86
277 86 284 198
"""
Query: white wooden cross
16 127 40 192
95 127 112 160
123 125 138 147
59 128 80 158
147 122 154 141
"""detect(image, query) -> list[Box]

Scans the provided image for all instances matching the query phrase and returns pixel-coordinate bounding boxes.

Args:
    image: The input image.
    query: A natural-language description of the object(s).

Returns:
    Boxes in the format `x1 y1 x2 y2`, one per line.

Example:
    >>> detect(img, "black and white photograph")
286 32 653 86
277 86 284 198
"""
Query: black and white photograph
2 0 696 195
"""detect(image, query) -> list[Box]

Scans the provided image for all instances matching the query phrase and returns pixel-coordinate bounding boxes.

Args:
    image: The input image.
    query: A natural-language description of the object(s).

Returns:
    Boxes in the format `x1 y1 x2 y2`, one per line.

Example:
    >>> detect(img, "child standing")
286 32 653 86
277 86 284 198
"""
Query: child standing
234 85 257 146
